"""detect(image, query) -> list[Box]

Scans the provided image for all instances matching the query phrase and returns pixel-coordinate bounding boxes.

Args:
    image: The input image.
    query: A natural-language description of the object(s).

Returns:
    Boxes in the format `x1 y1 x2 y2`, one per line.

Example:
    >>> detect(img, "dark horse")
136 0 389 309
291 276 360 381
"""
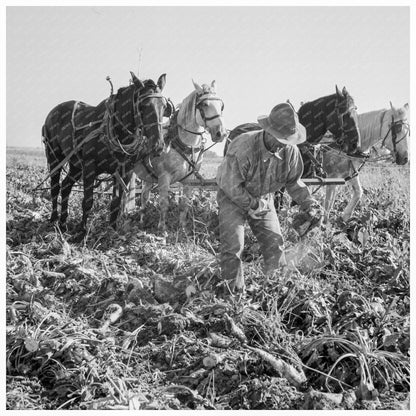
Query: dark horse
224 86 361 211
296 85 361 177
42 72 172 235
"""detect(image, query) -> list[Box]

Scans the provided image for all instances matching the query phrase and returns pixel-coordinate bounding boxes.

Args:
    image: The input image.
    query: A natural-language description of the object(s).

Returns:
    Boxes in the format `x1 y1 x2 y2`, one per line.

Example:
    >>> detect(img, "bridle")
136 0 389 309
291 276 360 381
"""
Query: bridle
179 92 225 137
380 116 409 153
333 95 358 144
368 110 410 161
196 93 224 123
303 96 360 182
106 85 169 156
133 89 169 134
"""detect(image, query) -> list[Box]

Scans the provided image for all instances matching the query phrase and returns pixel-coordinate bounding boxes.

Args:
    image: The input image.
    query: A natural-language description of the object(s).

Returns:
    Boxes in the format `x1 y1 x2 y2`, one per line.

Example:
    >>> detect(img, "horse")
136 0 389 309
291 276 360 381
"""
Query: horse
133 80 227 232
42 72 172 235
224 86 361 212
322 102 409 222
225 86 359 159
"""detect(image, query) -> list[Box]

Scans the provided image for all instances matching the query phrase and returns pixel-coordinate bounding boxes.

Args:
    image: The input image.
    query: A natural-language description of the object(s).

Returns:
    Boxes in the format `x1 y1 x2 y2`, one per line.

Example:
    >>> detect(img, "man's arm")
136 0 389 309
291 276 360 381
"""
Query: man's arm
216 154 258 211
285 146 317 212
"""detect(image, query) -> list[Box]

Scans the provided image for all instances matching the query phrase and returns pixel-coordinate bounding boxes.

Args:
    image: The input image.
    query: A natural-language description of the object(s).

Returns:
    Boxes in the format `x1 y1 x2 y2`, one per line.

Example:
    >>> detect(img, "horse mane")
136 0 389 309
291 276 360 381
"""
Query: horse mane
302 91 355 111
109 79 153 140
298 95 334 143
358 110 385 150
177 90 198 128
114 78 159 97
142 79 160 92
112 79 160 125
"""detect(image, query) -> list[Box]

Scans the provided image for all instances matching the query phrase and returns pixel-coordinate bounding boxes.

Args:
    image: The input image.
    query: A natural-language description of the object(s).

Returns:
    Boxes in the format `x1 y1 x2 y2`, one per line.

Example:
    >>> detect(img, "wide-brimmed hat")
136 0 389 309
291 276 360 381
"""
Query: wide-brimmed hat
257 103 306 145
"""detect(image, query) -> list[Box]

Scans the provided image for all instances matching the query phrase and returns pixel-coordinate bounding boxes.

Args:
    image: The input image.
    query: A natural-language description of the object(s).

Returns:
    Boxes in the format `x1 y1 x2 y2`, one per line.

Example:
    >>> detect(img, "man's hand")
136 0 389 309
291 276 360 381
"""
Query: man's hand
292 202 323 237
248 198 270 219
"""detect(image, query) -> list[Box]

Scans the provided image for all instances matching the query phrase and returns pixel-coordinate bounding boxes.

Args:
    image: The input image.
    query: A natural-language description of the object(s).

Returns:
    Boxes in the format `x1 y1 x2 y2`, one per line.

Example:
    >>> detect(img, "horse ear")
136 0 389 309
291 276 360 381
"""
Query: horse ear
130 71 144 89
157 74 166 91
192 79 203 93
342 86 348 96
286 99 295 110
404 103 409 111
335 85 342 96
390 101 397 112
211 80 216 91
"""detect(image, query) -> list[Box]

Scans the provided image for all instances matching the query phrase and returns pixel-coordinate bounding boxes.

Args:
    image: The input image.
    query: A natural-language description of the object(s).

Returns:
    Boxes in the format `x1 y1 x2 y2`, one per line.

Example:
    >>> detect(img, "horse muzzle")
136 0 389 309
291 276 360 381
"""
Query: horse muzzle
396 153 409 165
211 127 228 143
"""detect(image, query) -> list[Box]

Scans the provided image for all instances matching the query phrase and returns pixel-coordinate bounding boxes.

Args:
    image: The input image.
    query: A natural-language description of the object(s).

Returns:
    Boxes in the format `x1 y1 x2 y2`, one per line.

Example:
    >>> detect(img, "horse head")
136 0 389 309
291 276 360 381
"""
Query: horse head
298 86 361 150
130 72 169 157
384 102 409 165
330 85 361 150
193 80 227 143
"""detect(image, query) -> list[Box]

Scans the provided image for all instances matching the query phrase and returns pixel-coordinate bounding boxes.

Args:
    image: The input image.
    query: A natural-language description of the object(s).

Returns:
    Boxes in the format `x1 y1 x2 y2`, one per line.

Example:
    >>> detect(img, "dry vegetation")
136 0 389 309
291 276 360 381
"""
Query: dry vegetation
6 147 410 410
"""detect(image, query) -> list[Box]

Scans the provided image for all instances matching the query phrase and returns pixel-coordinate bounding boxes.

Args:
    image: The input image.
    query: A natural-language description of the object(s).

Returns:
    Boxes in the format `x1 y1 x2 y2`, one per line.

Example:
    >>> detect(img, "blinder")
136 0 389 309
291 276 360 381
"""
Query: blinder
377 116 410 162
164 98 175 118
390 117 409 150
335 101 354 130
196 94 224 123
392 121 403 134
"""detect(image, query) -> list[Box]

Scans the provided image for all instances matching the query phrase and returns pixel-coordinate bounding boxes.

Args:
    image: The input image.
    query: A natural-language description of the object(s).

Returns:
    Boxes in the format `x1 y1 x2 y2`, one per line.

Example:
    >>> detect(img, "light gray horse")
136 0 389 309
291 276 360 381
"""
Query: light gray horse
133 80 227 232
322 102 409 222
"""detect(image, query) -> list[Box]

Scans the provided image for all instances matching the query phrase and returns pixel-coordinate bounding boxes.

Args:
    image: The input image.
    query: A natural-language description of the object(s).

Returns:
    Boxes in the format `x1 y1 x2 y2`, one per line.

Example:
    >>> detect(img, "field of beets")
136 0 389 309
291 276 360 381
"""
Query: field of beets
6 148 410 410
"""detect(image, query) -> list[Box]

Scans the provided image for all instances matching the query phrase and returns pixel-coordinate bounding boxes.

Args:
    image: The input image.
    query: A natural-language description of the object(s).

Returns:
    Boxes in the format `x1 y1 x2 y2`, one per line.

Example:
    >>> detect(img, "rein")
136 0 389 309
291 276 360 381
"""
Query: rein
35 125 103 192
170 131 207 183
317 144 369 182
178 125 205 136
175 135 223 183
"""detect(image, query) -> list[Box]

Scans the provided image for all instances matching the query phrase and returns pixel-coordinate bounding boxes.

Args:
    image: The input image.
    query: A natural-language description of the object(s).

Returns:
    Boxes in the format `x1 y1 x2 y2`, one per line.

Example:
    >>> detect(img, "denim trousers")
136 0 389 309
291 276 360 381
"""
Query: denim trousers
217 189 285 290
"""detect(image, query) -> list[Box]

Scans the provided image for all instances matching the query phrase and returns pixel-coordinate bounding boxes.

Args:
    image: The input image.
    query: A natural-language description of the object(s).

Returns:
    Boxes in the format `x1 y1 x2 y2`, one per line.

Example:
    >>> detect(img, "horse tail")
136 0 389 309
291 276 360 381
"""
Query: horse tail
42 123 53 166
43 106 71 222
42 102 75 169
42 122 61 170
42 124 48 146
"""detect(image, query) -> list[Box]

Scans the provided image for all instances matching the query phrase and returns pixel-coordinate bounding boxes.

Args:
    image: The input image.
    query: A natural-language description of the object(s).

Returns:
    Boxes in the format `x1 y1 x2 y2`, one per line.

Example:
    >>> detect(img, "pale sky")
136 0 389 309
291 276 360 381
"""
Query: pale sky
6 5 410 154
